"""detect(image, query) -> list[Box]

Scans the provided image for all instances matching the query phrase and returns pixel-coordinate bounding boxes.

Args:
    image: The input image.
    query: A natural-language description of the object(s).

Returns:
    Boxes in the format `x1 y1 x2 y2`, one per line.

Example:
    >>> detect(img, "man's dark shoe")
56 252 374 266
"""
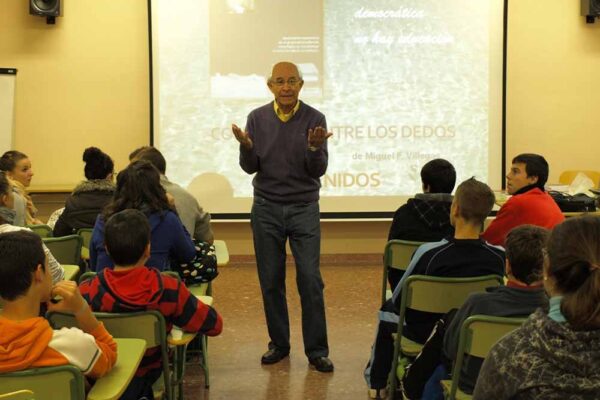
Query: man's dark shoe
261 348 289 364
309 356 334 372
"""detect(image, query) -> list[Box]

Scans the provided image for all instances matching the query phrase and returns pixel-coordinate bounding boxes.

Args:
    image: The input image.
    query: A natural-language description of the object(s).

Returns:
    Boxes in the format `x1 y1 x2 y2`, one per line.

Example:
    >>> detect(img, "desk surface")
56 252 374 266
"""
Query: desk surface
168 327 198 346
62 264 80 281
87 338 146 400
563 211 600 217
214 240 229 266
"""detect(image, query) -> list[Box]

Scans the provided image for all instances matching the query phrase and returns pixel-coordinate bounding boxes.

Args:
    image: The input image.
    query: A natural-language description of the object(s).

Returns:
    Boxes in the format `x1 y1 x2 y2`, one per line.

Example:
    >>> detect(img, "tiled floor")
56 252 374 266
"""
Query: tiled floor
183 261 382 400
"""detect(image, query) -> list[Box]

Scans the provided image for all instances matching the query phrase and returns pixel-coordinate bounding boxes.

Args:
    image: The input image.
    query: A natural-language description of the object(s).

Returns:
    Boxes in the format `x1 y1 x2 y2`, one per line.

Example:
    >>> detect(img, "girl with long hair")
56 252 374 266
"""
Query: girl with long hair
89 160 195 271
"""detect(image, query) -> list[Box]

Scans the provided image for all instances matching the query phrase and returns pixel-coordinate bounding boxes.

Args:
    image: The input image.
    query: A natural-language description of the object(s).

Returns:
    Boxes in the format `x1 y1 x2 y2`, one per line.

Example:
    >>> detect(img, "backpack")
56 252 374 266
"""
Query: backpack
548 191 596 212
171 240 219 284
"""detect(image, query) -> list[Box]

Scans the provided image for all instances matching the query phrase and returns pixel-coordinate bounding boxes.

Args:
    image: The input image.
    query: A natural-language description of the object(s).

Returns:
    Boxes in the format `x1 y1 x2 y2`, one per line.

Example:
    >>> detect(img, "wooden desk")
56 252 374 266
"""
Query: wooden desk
88 338 146 400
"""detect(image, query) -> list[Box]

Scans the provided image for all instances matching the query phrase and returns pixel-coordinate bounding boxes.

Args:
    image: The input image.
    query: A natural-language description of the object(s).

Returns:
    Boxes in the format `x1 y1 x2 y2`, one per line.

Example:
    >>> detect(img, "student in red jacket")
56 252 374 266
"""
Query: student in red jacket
79 209 223 400
482 153 564 246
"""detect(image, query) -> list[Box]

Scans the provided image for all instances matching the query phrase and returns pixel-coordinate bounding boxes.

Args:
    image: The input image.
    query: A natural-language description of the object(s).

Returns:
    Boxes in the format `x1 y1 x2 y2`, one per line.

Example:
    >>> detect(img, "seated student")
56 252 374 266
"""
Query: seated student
387 158 456 289
89 160 196 271
473 216 600 399
0 150 42 225
130 146 214 243
79 209 223 400
53 147 115 237
0 171 64 283
0 231 117 378
364 178 505 399
402 225 549 399
482 153 564 246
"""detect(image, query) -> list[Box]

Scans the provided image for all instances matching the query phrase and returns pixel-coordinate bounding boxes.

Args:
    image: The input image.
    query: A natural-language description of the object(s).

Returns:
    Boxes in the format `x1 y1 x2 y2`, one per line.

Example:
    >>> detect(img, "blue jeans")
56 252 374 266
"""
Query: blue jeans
251 196 329 358
422 364 449 400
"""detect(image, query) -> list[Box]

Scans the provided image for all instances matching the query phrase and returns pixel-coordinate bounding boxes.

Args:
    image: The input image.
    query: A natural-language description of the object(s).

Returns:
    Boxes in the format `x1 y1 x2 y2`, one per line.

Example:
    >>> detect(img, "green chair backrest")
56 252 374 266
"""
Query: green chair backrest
76 228 93 249
384 240 424 271
42 235 82 265
401 275 504 314
0 365 85 400
47 310 172 399
447 315 525 399
26 224 53 238
382 240 425 304
462 315 525 358
47 310 166 350
391 274 504 391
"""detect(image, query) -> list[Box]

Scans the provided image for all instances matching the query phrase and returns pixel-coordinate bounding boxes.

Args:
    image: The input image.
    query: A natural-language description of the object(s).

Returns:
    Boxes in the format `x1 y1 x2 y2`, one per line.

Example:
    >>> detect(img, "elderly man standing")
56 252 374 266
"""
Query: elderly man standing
232 61 333 372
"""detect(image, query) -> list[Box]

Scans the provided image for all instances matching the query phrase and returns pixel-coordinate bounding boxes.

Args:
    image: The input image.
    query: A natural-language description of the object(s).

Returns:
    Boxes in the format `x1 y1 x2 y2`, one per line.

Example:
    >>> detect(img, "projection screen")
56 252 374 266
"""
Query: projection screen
150 0 505 217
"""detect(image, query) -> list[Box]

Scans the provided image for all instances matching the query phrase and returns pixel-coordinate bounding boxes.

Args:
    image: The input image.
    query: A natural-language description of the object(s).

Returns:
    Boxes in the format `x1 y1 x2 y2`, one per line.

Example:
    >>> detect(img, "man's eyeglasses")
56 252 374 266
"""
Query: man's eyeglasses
271 78 301 87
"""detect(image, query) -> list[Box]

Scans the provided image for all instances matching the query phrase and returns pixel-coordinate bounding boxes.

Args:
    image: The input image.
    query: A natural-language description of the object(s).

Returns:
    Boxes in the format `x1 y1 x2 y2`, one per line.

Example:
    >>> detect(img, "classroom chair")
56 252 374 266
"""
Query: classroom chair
389 275 504 393
381 240 424 305
43 235 82 265
441 315 525 400
26 224 53 238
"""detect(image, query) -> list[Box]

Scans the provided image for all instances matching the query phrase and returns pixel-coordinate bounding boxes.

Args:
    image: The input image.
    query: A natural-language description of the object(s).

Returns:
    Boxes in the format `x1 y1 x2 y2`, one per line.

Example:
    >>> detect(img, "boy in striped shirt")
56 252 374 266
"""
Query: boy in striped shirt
79 209 223 400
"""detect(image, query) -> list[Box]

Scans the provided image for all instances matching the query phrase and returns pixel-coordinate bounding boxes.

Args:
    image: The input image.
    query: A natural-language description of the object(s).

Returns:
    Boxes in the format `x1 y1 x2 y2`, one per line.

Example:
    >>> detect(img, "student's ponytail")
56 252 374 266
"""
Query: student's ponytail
548 216 600 330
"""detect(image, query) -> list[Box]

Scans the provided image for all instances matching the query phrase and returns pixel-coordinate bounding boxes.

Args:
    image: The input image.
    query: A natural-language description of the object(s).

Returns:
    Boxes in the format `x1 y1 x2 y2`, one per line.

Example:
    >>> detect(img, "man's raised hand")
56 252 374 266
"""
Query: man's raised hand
232 124 253 149
308 126 333 149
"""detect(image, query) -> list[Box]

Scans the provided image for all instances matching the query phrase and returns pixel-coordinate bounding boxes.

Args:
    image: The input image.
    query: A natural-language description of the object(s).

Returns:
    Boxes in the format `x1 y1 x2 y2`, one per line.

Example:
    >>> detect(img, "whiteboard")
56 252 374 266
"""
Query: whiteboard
0 68 17 154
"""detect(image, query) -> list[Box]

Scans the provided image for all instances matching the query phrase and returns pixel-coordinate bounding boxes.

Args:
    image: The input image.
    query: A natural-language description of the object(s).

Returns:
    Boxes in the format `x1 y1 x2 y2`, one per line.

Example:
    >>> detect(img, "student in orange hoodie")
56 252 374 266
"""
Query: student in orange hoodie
0 230 117 378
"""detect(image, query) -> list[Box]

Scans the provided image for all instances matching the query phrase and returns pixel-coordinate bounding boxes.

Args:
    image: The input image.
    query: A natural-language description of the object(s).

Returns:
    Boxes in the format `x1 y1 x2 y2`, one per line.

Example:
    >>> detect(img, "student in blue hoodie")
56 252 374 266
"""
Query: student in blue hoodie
89 160 196 272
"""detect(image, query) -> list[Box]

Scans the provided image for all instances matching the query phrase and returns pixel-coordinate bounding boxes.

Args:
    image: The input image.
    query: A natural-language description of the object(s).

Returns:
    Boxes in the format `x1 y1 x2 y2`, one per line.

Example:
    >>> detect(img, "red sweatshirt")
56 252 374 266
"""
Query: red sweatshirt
482 188 564 246
79 266 222 377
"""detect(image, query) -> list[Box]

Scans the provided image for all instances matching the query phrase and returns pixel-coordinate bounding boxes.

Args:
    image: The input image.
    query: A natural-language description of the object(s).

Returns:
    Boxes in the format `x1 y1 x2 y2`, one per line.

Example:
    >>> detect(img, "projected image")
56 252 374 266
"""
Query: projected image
209 0 323 99
151 0 503 213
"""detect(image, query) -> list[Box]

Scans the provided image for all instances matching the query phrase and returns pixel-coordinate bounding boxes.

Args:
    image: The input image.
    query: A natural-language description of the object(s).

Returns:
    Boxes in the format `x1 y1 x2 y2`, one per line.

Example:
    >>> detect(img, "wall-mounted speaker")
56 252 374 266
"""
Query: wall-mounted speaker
29 0 61 24
581 0 600 23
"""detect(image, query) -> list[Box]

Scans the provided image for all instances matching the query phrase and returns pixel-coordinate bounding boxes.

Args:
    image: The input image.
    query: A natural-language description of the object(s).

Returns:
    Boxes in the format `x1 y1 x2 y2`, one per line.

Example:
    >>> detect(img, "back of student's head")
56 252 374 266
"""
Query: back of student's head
0 150 28 173
453 177 495 225
104 209 150 266
421 159 456 193
128 146 151 162
547 216 600 330
512 153 549 188
505 225 549 284
83 147 114 180
0 231 45 301
134 147 167 175
103 160 170 219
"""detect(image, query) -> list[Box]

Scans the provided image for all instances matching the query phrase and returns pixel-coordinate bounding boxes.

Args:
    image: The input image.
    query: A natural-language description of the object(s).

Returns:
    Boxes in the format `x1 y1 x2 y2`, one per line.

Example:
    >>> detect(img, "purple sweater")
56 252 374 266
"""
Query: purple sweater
240 101 329 203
